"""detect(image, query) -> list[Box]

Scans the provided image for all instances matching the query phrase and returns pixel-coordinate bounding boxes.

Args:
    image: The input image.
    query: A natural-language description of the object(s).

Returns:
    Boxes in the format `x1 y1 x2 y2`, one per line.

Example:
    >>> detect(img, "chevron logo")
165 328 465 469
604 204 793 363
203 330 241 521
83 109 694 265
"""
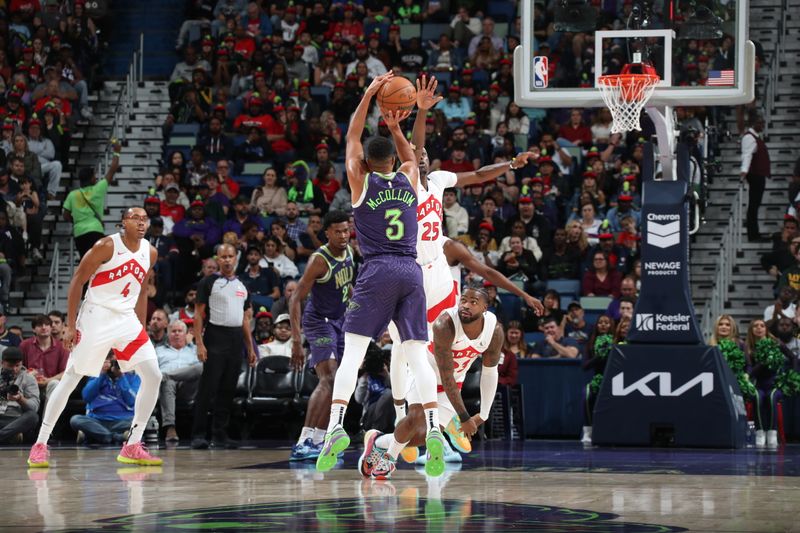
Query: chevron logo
647 220 680 248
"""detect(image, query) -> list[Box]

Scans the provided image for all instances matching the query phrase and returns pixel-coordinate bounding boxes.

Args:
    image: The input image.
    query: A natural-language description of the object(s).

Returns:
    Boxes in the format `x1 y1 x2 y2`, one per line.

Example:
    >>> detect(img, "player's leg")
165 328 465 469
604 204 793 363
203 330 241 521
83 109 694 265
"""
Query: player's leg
318 261 395 471
582 383 595 444
387 321 408 425
393 274 445 477
29 311 115 466
754 387 766 447
766 388 782 448
209 333 243 446
115 335 163 465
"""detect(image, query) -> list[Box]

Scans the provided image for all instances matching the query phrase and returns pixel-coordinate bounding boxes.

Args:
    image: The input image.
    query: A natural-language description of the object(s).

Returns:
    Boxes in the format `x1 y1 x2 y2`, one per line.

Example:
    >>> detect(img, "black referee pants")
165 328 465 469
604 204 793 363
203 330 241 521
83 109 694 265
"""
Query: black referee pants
746 173 767 240
192 324 244 440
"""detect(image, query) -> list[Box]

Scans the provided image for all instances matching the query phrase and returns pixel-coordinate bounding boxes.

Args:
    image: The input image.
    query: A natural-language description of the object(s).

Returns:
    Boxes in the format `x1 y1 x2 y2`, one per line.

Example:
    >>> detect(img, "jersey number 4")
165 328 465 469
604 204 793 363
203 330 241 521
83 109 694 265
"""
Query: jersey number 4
120 282 131 298
421 221 440 241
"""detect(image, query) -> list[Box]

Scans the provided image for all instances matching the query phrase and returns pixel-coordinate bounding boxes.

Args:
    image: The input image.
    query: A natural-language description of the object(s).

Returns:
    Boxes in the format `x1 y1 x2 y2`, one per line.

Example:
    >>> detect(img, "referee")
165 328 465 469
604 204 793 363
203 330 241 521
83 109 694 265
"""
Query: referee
191 243 257 449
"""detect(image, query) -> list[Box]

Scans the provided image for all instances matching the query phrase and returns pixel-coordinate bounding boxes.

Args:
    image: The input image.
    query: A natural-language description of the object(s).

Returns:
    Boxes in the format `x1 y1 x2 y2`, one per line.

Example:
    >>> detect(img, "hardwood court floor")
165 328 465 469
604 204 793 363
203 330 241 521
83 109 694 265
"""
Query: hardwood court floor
5 440 800 532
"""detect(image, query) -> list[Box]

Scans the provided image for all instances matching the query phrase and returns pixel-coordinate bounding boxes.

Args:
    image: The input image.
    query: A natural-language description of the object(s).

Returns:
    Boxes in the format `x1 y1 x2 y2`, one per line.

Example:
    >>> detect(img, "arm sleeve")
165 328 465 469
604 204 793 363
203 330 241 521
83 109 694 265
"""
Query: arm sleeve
196 275 214 305
479 365 499 420
740 133 757 174
428 170 457 189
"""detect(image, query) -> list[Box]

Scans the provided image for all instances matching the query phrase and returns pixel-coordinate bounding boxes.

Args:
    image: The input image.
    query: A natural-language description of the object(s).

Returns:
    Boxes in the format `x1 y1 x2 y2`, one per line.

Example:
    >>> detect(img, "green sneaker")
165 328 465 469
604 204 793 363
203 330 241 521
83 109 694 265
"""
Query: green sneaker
315 426 350 472
424 428 446 477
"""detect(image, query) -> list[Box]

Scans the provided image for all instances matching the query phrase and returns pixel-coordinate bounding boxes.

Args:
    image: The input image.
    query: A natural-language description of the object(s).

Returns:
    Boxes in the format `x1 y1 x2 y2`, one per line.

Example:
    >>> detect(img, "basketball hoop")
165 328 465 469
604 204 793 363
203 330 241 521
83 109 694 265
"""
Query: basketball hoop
597 62 660 134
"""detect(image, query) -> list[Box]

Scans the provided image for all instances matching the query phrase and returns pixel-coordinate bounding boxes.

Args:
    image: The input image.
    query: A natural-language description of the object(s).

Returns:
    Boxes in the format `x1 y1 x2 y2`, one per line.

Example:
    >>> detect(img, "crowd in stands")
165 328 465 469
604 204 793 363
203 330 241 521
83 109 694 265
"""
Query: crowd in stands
0 0 103 312
0 0 776 445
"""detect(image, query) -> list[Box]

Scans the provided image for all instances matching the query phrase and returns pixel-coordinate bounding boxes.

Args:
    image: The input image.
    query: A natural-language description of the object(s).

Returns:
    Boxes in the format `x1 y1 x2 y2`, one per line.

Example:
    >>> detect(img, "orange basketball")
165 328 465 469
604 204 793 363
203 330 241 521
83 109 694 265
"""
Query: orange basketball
377 77 417 115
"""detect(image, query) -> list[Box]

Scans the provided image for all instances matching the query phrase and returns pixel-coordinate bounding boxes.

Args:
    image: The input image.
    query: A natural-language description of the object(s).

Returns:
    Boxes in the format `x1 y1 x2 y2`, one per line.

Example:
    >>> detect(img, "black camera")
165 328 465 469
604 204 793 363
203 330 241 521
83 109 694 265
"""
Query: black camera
0 368 17 397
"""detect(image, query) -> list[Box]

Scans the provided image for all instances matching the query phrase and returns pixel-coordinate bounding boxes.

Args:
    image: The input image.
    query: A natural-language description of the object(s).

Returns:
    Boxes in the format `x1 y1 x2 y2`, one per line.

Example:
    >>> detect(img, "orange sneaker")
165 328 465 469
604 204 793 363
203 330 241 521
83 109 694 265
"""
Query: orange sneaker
117 442 163 466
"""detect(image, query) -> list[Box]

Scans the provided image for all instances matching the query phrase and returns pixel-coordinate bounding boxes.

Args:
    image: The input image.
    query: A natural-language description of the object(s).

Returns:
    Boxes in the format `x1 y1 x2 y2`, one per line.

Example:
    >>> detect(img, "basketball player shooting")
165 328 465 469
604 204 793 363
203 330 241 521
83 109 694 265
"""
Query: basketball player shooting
316 71 446 477
28 207 163 468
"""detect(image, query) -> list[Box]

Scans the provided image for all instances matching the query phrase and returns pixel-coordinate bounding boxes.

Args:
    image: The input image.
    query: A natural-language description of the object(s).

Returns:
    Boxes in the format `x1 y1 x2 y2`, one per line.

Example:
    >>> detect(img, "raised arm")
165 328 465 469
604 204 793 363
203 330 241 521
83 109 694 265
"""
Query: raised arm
63 237 114 350
444 239 544 315
346 71 395 202
104 140 122 185
454 152 537 188
289 254 329 370
411 74 443 161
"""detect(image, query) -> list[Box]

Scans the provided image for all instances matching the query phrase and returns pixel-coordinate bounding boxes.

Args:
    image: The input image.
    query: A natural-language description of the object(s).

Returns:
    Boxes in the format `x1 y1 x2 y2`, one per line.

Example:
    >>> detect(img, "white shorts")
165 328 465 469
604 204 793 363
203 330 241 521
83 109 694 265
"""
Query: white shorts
388 253 458 343
67 302 157 377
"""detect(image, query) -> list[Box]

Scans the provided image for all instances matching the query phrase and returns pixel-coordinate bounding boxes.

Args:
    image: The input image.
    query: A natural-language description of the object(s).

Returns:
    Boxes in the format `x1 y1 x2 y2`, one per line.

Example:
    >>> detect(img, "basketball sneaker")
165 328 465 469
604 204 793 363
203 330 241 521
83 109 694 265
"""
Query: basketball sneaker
117 442 163 466
316 425 350 472
27 443 50 468
424 429 446 477
371 453 397 480
358 429 384 477
444 416 472 453
290 438 314 461
400 445 419 463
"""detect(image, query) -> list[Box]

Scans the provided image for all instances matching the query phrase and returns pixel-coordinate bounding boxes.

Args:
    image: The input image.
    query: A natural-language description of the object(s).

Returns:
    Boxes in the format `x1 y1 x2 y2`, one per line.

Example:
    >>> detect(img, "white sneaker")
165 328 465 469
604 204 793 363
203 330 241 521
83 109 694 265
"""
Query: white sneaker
766 429 779 448
80 107 94 120
755 429 766 448
32 248 43 263
22 231 27 242
581 426 593 445
76 430 85 444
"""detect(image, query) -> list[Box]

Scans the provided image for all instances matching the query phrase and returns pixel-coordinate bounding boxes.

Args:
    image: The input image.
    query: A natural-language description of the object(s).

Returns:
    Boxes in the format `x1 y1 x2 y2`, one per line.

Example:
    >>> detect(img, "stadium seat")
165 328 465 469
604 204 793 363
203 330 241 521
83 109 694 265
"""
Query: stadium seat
584 310 604 328
421 23 450 42
293 364 319 415
547 279 582 301
243 162 271 175
488 1 516 22
498 293 523 322
524 331 545 345
167 135 196 148
399 23 421 40
171 123 200 137
494 22 509 38
580 296 613 311
513 133 528 151
244 356 296 417
310 86 331 107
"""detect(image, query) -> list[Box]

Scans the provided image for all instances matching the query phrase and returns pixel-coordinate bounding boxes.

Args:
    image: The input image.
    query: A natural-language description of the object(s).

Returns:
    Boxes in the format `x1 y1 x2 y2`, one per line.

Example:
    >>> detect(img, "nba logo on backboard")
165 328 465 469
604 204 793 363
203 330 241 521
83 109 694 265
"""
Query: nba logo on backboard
533 56 548 88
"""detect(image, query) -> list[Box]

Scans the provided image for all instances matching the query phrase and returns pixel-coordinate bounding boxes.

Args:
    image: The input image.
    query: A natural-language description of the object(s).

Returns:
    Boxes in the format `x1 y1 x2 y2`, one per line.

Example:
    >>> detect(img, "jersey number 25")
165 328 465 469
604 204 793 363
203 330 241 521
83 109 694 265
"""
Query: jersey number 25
421 221 440 241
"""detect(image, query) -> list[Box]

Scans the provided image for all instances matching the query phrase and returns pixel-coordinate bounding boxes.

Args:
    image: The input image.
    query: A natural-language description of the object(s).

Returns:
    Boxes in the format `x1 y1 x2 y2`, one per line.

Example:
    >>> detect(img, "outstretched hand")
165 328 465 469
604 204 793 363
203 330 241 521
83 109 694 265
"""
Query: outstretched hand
513 151 538 168
524 294 545 316
415 74 444 111
365 71 395 97
383 109 412 128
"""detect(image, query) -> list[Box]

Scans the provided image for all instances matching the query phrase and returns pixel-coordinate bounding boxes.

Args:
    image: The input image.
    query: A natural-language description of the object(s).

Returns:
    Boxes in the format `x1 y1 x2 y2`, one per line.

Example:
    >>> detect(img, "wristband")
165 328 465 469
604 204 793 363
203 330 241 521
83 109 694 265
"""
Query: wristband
458 411 470 423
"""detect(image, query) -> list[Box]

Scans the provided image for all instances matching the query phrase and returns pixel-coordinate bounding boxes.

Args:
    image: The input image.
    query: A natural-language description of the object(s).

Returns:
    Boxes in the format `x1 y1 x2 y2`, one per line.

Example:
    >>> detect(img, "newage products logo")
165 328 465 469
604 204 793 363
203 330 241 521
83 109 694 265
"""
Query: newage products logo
635 312 691 332
644 260 681 276
647 213 680 249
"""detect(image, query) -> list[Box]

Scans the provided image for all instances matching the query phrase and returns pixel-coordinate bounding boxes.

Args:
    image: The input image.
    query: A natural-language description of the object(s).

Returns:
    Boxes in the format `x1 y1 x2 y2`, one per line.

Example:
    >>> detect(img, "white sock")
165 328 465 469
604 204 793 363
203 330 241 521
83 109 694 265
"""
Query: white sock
327 403 347 433
127 358 162 445
331 332 372 403
424 407 441 434
36 366 82 444
387 435 408 460
375 433 394 449
298 426 314 445
394 403 407 425
312 428 326 444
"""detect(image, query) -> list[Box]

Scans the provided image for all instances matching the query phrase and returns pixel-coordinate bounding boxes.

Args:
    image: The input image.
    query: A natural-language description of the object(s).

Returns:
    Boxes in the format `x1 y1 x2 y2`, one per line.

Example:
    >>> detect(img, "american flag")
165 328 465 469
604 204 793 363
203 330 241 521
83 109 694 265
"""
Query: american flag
707 70 735 86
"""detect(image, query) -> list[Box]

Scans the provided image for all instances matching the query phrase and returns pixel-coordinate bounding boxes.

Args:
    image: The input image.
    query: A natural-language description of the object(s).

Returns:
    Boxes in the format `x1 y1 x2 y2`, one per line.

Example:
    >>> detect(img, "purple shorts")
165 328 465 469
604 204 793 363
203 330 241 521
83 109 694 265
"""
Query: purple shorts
343 255 427 342
302 312 344 368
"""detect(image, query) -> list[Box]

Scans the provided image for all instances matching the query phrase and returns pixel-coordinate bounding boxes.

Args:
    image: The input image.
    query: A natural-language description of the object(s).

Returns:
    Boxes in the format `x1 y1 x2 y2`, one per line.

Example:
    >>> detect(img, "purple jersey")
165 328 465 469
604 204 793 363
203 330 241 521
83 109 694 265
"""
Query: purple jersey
353 170 418 259
305 244 355 320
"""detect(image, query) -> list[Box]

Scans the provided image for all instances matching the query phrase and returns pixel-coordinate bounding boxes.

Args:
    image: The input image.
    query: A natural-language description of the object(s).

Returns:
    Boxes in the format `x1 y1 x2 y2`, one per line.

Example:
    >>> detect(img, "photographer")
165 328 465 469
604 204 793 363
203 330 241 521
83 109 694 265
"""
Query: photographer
354 343 393 434
69 353 140 445
0 347 40 444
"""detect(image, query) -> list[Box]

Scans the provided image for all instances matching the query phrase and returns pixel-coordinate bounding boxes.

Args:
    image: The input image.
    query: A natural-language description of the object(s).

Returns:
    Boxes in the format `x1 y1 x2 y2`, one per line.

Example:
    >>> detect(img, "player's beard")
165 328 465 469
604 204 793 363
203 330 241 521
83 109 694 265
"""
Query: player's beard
459 310 481 324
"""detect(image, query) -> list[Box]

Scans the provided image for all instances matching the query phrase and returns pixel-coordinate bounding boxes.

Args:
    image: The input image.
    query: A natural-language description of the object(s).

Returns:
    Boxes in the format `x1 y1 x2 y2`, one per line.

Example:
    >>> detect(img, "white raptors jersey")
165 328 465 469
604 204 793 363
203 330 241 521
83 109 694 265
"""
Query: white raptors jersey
416 170 457 265
84 233 150 312
428 307 497 388
443 237 463 295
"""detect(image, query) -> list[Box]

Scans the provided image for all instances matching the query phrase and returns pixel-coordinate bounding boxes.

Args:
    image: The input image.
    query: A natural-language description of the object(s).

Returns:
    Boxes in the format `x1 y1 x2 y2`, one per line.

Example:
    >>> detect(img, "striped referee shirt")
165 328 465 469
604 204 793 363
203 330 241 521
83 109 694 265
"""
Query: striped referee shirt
197 273 251 327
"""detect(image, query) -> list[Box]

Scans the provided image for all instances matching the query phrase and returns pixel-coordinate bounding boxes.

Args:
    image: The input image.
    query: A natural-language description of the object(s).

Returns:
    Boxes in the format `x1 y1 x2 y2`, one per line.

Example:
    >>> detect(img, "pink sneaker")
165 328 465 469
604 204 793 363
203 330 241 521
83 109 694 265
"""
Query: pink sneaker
27 443 50 468
117 442 163 466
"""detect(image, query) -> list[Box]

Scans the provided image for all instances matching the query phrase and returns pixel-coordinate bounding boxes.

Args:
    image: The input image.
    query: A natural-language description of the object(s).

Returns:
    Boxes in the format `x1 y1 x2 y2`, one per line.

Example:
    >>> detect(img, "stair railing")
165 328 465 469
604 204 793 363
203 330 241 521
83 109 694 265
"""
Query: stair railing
701 183 744 340
43 242 60 313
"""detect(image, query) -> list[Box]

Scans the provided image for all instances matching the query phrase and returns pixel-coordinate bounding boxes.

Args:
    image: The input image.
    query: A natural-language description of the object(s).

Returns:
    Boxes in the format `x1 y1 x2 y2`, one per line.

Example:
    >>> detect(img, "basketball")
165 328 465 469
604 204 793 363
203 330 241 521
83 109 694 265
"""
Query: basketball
377 77 417 115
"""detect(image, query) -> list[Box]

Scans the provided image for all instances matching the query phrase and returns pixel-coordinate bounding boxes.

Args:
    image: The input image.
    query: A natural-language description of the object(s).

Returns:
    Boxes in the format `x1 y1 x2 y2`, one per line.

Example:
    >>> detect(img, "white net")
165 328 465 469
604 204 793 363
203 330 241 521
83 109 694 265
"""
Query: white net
597 74 660 133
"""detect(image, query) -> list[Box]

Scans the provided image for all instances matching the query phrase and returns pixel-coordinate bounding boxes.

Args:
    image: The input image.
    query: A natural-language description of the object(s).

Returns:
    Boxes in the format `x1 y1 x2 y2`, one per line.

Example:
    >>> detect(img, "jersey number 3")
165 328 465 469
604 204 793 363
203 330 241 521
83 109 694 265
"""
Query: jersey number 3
120 282 131 298
421 221 440 241
385 209 405 241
